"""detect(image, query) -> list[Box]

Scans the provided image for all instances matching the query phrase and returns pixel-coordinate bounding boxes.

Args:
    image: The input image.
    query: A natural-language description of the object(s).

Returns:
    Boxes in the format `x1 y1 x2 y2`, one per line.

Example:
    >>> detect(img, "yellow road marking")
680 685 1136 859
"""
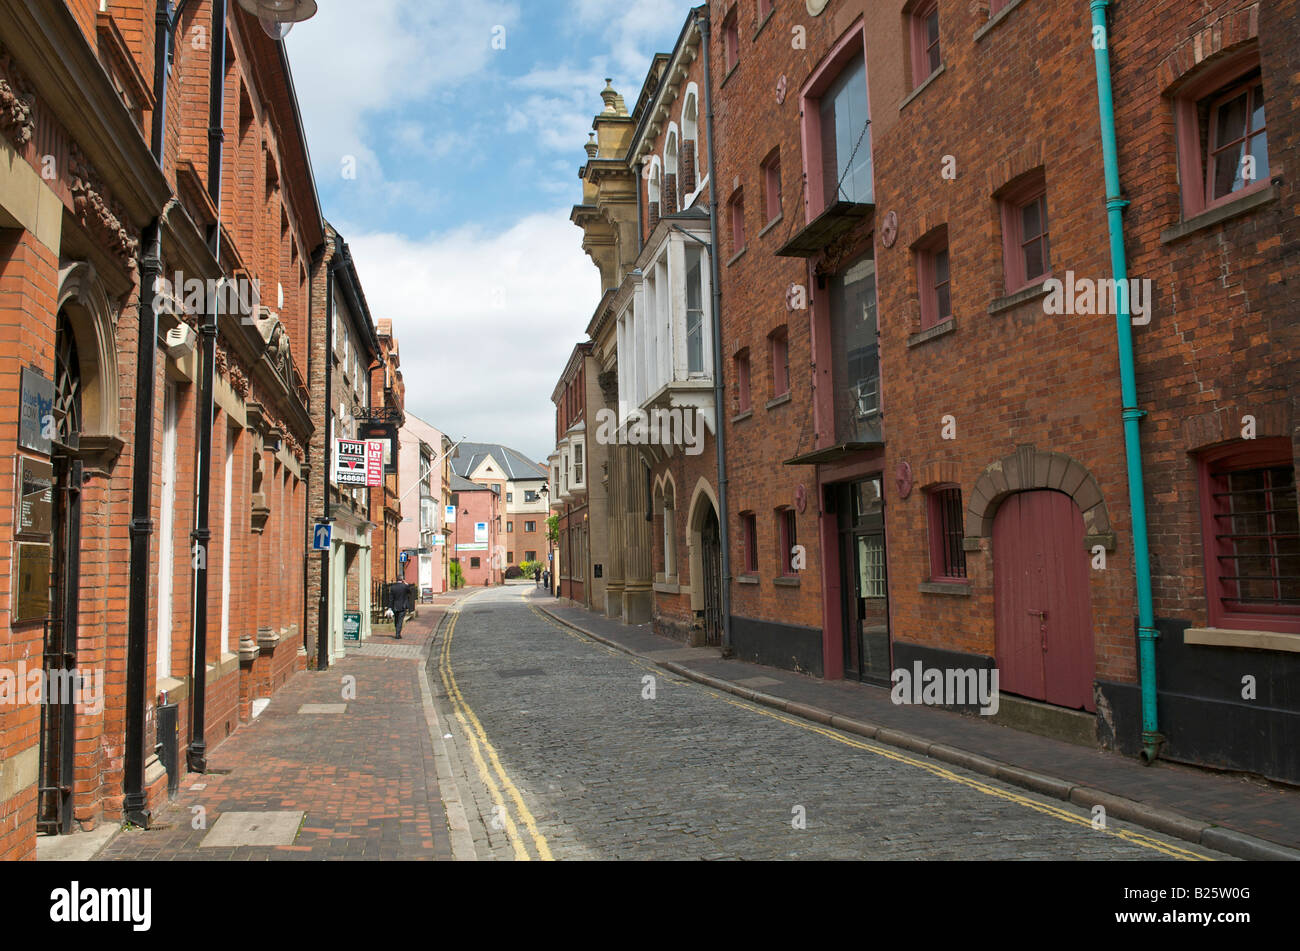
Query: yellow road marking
439 603 554 861
528 603 1213 861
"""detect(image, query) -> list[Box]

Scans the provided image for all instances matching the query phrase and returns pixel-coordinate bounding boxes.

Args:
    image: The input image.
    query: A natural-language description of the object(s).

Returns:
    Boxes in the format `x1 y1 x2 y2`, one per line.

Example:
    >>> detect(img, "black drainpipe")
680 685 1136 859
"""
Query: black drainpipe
317 246 338 670
304 242 323 665
125 0 184 828
696 6 732 653
187 0 227 775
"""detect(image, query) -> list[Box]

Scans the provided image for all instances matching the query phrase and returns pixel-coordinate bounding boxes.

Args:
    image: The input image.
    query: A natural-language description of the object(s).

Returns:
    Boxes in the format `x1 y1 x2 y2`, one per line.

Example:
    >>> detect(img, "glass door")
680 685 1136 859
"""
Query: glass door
837 476 891 683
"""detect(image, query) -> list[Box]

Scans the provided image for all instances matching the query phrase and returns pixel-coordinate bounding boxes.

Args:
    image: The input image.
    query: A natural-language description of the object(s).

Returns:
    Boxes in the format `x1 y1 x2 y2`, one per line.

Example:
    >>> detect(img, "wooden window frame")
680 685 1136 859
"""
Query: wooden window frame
909 0 942 89
997 171 1050 294
769 327 789 398
1172 45 1270 219
927 484 968 582
776 507 799 577
730 188 746 255
761 148 782 224
735 348 752 413
1197 438 1299 634
740 511 759 573
913 225 951 331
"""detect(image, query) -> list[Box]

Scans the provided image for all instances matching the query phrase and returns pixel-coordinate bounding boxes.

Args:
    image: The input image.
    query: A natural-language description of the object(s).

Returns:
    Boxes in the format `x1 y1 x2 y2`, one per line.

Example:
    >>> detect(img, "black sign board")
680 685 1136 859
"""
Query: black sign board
359 422 399 474
18 457 53 537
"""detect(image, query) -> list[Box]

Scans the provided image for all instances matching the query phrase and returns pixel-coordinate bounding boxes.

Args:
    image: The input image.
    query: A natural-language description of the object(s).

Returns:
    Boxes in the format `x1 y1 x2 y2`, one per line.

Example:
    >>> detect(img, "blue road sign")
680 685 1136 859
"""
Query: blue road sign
312 523 332 551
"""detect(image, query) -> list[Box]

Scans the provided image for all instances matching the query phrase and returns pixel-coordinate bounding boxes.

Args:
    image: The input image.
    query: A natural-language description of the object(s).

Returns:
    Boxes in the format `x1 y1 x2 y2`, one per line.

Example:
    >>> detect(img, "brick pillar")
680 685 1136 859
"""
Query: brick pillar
0 228 59 860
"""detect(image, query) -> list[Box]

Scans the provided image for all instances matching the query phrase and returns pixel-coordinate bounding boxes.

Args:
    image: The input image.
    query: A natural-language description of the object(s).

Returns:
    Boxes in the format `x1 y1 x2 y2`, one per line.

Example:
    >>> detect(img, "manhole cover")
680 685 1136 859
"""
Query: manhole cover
199 811 304 848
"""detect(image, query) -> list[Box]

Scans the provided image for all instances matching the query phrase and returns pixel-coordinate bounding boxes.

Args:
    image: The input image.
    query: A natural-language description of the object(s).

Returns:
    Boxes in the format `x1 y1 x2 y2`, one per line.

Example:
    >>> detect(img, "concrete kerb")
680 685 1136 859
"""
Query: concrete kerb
531 602 1300 862
419 587 490 861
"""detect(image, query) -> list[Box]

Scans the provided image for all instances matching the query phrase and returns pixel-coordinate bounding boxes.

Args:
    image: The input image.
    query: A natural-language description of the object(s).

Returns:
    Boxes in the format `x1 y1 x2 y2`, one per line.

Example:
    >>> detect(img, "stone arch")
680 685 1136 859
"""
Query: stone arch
684 476 719 610
966 444 1114 549
57 261 123 473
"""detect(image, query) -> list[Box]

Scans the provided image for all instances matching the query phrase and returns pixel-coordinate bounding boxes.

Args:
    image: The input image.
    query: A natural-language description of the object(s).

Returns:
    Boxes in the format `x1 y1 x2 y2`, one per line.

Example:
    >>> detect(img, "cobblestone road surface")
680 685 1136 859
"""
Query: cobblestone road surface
431 587 1230 861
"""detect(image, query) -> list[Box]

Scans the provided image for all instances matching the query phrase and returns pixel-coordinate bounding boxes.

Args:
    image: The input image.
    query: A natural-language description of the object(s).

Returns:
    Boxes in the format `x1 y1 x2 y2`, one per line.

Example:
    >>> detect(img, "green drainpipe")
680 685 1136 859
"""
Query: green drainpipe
1090 0 1163 763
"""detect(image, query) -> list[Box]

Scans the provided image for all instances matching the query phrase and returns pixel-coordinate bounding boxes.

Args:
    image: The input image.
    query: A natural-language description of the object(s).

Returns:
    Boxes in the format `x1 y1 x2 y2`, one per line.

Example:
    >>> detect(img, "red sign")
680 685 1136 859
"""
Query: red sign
366 440 384 487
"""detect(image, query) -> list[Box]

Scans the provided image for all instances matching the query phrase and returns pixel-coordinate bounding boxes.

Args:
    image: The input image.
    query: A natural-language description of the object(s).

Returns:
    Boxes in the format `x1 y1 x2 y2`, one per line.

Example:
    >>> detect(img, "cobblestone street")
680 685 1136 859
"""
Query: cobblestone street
431 587 1231 861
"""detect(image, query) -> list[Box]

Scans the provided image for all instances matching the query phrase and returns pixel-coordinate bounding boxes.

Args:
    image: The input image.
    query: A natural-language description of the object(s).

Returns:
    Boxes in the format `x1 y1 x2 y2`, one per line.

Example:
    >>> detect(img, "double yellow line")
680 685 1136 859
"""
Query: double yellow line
529 605 1211 861
437 603 553 861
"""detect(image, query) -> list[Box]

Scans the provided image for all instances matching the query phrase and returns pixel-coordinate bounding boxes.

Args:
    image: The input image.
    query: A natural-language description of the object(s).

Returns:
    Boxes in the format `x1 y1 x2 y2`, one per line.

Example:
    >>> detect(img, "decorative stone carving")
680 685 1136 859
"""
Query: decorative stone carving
229 361 249 398
68 147 139 266
598 369 619 403
215 346 228 379
0 77 33 147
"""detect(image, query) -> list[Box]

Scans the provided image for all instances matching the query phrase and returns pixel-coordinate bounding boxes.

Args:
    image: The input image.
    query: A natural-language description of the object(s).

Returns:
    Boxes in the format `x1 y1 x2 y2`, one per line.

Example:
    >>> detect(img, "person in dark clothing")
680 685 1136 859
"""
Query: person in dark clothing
388 578 414 639
535 565 541 584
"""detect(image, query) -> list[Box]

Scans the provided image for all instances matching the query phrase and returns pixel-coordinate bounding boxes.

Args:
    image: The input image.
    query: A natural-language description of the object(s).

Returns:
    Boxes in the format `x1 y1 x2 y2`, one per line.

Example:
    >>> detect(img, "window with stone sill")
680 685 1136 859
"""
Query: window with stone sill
729 188 746 255
1197 438 1299 635
927 484 967 581
734 348 752 413
761 148 782 223
908 0 942 89
1173 48 1270 220
914 226 951 332
724 7 740 72
740 511 759 573
776 507 798 577
996 170 1051 294
769 327 789 398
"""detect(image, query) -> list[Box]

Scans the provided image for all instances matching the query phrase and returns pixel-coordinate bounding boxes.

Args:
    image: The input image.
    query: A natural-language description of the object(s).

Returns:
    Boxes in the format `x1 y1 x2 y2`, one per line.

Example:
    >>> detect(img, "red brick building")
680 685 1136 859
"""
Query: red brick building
704 0 1297 780
0 0 318 858
551 344 594 605
548 0 1298 781
365 319 405 590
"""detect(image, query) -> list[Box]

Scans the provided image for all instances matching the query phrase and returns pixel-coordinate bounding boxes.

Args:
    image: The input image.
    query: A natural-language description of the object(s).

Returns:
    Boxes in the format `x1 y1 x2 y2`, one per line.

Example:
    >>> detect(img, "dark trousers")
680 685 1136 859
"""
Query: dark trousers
394 609 407 636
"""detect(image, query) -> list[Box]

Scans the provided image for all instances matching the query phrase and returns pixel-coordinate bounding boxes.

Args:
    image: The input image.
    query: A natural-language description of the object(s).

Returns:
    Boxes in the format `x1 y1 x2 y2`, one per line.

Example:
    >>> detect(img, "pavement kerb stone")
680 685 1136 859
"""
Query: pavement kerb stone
421 588 493 861
531 602 1300 862
1200 827 1300 862
995 765 1076 801
926 744 1003 779
1070 786 1219 848
876 727 935 756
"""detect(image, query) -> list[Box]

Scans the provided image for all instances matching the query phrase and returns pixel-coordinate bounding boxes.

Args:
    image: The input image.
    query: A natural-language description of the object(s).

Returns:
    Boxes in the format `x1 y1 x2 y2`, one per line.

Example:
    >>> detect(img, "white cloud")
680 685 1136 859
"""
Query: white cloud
342 212 600 463
286 0 519 178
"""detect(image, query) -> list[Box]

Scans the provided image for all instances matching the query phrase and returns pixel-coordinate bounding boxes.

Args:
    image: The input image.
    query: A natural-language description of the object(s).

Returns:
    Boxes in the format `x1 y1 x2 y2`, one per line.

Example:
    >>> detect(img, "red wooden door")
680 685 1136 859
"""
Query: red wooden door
993 491 1096 711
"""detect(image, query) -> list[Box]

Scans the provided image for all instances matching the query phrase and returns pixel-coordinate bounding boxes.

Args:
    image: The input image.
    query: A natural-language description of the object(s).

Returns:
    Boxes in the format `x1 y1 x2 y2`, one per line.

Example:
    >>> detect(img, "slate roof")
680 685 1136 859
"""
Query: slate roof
451 442 547 481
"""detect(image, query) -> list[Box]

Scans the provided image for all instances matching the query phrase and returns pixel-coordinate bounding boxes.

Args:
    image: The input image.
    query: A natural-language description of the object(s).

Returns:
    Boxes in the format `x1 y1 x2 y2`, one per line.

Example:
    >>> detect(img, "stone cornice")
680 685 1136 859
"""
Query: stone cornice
0 2 171 227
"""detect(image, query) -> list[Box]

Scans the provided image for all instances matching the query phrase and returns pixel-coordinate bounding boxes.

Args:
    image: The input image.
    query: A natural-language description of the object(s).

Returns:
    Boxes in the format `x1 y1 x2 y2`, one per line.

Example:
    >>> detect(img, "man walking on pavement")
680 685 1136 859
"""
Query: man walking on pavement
388 576 413 639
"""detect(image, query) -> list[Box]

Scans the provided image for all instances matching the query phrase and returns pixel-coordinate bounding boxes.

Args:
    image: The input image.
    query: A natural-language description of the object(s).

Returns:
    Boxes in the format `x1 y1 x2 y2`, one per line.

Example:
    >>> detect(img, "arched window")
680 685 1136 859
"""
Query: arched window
681 89 699 196
664 129 679 215
647 158 662 230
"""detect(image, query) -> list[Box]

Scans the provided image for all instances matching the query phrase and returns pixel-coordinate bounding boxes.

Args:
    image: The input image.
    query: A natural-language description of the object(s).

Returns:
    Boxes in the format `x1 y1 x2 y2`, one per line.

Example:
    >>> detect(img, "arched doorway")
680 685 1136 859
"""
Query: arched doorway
699 505 722 646
993 490 1096 711
39 309 85 834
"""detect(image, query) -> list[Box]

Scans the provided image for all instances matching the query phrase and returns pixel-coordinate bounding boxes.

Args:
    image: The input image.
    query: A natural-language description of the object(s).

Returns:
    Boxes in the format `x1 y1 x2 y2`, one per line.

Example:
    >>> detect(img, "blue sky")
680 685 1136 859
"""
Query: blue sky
285 0 693 463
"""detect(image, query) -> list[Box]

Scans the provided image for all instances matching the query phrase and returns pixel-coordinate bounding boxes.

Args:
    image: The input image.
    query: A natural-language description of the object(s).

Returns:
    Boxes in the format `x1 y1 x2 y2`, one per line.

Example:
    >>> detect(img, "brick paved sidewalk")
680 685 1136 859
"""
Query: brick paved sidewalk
532 592 1300 859
95 590 473 861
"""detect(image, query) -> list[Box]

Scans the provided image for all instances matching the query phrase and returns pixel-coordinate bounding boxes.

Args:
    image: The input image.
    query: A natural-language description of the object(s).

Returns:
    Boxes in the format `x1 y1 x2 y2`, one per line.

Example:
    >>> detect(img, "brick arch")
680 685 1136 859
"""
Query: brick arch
1156 3 1259 94
914 459 962 491
965 445 1114 549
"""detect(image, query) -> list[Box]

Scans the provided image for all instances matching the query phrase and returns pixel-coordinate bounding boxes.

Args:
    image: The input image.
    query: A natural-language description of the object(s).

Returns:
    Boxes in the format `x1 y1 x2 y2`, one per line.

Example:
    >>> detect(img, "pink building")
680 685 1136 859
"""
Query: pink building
398 412 452 595
449 475 502 587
